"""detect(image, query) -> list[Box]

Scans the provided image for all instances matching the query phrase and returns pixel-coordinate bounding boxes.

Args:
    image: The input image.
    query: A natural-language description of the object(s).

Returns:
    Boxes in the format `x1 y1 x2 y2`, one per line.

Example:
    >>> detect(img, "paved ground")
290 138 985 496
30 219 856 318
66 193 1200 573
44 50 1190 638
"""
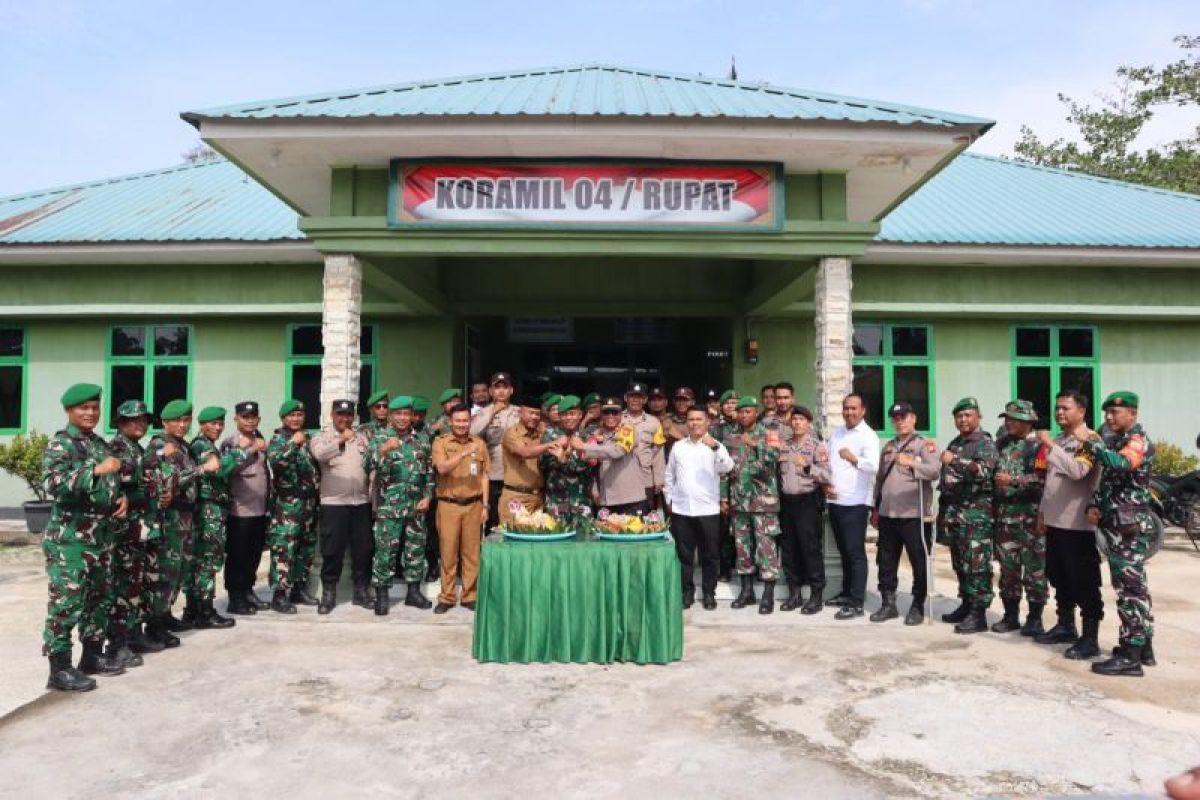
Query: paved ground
1 538 1198 799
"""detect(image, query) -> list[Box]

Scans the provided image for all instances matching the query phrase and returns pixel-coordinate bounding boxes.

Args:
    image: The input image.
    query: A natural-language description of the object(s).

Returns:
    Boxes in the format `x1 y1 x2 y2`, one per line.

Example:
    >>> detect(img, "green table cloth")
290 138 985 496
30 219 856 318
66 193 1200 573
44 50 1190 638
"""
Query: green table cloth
472 535 683 664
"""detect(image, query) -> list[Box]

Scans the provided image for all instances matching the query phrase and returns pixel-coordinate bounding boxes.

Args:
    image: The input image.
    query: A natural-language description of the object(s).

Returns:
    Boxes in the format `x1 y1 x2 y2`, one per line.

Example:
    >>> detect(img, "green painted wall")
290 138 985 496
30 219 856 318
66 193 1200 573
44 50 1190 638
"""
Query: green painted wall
376 318 455 402
732 318 817 410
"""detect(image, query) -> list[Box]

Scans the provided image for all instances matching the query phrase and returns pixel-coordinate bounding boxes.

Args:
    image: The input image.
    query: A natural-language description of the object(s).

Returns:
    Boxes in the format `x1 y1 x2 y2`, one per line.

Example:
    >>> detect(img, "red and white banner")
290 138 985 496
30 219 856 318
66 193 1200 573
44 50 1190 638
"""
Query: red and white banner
390 162 780 229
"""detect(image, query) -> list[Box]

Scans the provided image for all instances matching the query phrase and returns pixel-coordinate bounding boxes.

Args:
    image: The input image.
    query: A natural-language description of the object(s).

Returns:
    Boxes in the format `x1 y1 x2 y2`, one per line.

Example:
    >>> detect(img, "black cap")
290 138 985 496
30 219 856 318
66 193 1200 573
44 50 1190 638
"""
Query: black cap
626 382 648 396
794 405 814 421
705 389 718 401
490 371 513 386
332 399 355 414
674 386 695 401
600 396 623 411
235 401 259 417
889 401 915 417
648 386 666 398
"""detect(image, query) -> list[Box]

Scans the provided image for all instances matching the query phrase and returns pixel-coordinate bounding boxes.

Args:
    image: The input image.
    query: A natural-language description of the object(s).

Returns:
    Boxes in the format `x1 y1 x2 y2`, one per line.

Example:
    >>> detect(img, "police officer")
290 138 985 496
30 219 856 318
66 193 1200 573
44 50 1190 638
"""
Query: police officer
470 372 521 531
186 406 245 629
622 382 667 510
778 406 831 614
662 387 694 457
107 400 152 664
991 400 1046 634
222 401 271 615
580 397 648 514
763 381 797 444
265 399 320 614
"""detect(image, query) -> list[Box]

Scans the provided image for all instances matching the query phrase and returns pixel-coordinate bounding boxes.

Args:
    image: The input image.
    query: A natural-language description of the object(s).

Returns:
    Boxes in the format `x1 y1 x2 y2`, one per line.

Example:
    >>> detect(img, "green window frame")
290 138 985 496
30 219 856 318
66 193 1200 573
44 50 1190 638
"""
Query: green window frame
0 326 28 434
105 324 194 431
285 323 378 429
852 322 936 437
1010 324 1100 431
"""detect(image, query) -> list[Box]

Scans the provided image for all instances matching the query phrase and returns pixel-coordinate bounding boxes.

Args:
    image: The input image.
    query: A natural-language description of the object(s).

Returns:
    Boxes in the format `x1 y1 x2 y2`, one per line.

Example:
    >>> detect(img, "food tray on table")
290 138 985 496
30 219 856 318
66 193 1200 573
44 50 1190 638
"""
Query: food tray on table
594 530 668 542
500 529 577 542
589 510 670 542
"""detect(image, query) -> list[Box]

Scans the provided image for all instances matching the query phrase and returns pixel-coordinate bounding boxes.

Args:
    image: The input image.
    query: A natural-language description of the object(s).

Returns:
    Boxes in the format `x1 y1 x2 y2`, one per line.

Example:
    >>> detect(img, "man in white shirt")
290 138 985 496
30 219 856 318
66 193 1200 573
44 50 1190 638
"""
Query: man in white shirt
665 408 734 610
824 394 880 619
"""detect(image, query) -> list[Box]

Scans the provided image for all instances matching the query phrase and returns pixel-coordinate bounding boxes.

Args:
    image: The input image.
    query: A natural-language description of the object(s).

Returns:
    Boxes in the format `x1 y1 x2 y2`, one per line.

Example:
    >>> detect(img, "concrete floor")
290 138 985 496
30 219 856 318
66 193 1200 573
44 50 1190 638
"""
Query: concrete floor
1 539 1198 799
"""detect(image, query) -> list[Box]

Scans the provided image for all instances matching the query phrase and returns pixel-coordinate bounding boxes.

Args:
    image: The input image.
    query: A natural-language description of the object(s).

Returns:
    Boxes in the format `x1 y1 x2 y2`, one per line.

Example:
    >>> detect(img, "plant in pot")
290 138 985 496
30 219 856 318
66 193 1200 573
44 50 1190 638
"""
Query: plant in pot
0 432 51 533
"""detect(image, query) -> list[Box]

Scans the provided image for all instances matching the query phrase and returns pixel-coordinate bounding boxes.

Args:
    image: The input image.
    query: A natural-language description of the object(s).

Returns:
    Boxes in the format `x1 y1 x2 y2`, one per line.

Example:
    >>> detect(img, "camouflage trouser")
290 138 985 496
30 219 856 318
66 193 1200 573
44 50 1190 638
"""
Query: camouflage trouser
939 500 994 607
183 502 227 601
268 495 318 592
373 506 426 587
1102 513 1155 647
732 511 781 581
107 517 145 640
143 510 194 617
994 504 1047 604
42 531 112 656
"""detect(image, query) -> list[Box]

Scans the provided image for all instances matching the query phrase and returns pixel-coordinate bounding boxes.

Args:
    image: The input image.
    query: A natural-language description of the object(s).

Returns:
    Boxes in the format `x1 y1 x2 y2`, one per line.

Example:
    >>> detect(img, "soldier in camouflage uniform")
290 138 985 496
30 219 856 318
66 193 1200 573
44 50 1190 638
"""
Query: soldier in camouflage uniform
365 395 435 615
266 399 320 614
721 396 783 614
360 389 391 440
540 395 595 530
711 390 740 581
937 397 998 634
42 383 126 691
186 406 249 629
990 400 1047 633
141 399 216 647
105 400 152 666
1087 391 1157 677
580 393 603 439
428 388 463 438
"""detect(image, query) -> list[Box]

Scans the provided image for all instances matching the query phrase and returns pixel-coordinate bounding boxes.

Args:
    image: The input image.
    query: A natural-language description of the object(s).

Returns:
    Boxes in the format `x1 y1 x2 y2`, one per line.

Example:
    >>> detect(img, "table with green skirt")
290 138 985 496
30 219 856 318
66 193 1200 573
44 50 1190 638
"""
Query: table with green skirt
471 534 684 665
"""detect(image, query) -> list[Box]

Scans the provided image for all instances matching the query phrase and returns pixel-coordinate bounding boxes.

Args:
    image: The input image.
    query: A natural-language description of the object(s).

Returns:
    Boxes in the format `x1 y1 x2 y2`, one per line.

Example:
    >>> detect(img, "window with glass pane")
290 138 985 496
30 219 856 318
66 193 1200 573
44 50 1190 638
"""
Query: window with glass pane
852 322 935 435
287 323 377 428
291 325 323 356
107 324 191 430
111 326 145 357
1016 366 1052 430
0 327 24 432
109 365 146 425
154 326 189 357
852 365 885 431
1012 325 1099 431
853 324 883 356
291 364 322 429
0 328 23 358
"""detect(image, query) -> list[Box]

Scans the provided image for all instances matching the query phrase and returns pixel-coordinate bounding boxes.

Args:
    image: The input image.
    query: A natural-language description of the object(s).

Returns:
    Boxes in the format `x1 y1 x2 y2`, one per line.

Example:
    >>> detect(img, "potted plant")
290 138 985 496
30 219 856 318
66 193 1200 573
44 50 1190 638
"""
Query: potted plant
0 432 52 533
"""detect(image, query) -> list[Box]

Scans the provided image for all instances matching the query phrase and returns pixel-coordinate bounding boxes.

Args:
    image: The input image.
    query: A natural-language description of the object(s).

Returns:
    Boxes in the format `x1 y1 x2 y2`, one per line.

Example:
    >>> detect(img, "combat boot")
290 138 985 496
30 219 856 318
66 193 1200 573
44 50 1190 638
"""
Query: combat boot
1141 636 1156 667
940 598 970 624
1091 644 1144 677
1064 617 1101 660
730 575 756 609
167 609 194 633
779 582 802 612
870 592 899 623
226 592 256 615
318 582 337 615
904 602 925 626
374 586 389 616
128 623 165 654
1019 602 1045 637
79 639 125 677
954 605 989 634
405 581 433 610
105 637 143 668
245 589 270 610
758 580 775 615
289 584 319 606
200 599 235 629
1034 611 1077 645
47 651 96 692
990 598 1021 633
352 584 372 609
800 587 825 615
148 616 180 648
271 589 297 614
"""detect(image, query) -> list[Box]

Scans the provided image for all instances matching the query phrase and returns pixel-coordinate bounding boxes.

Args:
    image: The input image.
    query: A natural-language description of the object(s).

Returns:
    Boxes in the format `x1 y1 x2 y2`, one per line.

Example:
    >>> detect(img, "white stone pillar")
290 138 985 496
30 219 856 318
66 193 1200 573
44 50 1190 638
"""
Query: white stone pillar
814 256 853 436
319 253 363 427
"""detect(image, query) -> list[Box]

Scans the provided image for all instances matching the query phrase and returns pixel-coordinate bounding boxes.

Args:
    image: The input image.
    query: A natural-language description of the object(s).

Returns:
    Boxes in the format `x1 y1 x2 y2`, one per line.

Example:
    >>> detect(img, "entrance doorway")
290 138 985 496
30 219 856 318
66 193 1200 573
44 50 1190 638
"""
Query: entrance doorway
464 317 732 398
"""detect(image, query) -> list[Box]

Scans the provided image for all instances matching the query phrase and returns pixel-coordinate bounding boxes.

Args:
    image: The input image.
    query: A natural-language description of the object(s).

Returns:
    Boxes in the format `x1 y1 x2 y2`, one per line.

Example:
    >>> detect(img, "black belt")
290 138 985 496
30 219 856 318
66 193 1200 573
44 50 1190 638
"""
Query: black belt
437 495 482 506
502 483 538 494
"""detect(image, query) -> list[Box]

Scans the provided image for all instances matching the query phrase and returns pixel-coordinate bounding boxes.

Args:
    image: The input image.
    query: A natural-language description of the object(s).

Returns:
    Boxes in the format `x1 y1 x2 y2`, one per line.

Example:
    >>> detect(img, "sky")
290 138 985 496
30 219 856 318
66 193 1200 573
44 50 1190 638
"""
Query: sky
0 0 1196 196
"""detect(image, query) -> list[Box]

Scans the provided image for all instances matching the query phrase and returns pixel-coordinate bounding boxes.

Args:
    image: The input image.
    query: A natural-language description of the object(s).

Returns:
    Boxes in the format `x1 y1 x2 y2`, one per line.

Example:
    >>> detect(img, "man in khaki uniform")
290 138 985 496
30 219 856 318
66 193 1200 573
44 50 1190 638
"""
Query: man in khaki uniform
621 382 667 510
581 397 650 514
431 404 489 613
498 397 560 524
470 372 521 530
662 387 694 458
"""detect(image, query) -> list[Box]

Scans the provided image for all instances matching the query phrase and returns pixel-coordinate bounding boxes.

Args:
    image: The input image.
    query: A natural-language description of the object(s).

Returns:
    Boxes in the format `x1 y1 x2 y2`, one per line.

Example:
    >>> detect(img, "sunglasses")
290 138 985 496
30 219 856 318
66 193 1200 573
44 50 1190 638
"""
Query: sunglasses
372 403 389 409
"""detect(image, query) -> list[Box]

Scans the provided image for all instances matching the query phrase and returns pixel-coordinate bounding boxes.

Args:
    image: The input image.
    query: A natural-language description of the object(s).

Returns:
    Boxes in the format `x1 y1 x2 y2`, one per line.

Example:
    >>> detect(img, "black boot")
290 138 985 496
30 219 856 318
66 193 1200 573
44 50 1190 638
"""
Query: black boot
47 651 96 692
201 599 235 629
78 639 125 677
245 589 270 610
353 584 372 609
904 602 925 626
990 598 1022 633
800 587 824 615
318 583 337 615
374 586 389 616
1091 643 1144 677
128 623 165 654
105 637 143 668
954 605 989 634
226 592 256 615
271 589 297 615
940 598 970 624
779 582 802 612
1034 611 1078 644
289 584 319 606
167 608 194 633
730 575 756 609
702 592 717 610
824 592 852 608
405 581 433 610
870 592 899 623
147 616 180 648
1064 617 1101 660
1019 602 1045 637
682 589 694 610
758 581 775 615
1141 636 1156 667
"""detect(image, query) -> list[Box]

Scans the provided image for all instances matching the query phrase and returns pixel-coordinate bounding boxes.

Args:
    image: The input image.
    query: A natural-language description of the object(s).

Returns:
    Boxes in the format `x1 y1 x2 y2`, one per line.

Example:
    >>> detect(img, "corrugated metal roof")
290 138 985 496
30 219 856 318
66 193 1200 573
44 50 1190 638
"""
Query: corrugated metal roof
0 159 304 244
183 64 994 129
879 153 1200 248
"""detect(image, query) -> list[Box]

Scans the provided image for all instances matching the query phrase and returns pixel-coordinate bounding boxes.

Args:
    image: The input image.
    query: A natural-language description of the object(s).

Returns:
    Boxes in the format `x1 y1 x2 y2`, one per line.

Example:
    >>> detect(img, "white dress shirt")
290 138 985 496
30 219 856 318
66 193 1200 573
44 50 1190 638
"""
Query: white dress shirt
828 420 880 507
664 436 735 517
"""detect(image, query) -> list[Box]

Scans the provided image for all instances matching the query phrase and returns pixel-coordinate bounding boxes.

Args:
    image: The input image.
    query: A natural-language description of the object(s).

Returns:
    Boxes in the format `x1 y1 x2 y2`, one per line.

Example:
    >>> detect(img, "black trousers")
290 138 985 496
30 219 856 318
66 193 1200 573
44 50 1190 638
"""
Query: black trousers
779 493 825 592
602 500 652 516
877 516 932 603
829 503 870 606
719 511 736 575
225 514 267 594
319 503 373 587
672 514 720 597
487 480 503 532
1045 526 1104 621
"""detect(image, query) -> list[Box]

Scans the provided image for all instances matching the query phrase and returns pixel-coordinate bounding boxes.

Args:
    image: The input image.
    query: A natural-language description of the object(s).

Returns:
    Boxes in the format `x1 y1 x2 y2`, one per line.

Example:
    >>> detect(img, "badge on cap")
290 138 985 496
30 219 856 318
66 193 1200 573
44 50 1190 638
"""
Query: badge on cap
490 371 512 385
332 399 355 414
626 382 647 396
235 401 259 417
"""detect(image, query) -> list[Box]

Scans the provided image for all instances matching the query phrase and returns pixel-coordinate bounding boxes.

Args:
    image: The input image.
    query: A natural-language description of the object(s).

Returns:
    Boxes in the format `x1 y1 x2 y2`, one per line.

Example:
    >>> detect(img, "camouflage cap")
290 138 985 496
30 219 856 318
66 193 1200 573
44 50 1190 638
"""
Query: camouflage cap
196 405 226 424
115 399 150 420
951 397 979 415
1101 390 1139 410
60 383 101 409
999 399 1038 422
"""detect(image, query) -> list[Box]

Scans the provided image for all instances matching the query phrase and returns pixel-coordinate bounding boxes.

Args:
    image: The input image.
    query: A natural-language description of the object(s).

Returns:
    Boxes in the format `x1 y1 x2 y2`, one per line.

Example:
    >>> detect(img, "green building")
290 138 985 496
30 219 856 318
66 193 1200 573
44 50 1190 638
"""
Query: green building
2 64 1198 509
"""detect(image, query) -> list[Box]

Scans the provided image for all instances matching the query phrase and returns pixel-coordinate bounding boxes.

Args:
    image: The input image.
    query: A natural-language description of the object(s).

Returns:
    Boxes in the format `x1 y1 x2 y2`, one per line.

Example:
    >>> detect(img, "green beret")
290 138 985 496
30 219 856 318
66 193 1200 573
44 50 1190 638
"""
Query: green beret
582 393 601 408
197 406 226 424
557 394 581 413
60 383 101 409
388 395 414 411
278 399 304 418
160 399 193 421
438 388 462 405
735 396 759 411
1102 391 1138 410
544 393 562 408
115 399 149 420
999 399 1037 422
366 390 390 407
539 391 553 404
412 396 429 413
951 397 979 415
719 390 737 404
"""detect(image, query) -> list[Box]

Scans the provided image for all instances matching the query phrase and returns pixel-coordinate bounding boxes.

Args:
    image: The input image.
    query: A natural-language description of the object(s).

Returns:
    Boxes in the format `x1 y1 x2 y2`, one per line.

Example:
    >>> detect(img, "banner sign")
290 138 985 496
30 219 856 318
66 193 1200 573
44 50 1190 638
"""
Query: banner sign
389 161 782 230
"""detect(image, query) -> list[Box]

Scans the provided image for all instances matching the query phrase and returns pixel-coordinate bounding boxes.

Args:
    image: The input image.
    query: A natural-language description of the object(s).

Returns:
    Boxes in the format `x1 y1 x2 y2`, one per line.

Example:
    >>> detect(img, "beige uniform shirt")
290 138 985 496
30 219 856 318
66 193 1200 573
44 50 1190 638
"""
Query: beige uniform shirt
1039 433 1101 531
470 404 521 481
501 424 544 492
582 426 644 507
779 432 831 496
874 434 941 518
622 411 665 490
310 429 370 506
224 432 269 517
433 434 490 501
